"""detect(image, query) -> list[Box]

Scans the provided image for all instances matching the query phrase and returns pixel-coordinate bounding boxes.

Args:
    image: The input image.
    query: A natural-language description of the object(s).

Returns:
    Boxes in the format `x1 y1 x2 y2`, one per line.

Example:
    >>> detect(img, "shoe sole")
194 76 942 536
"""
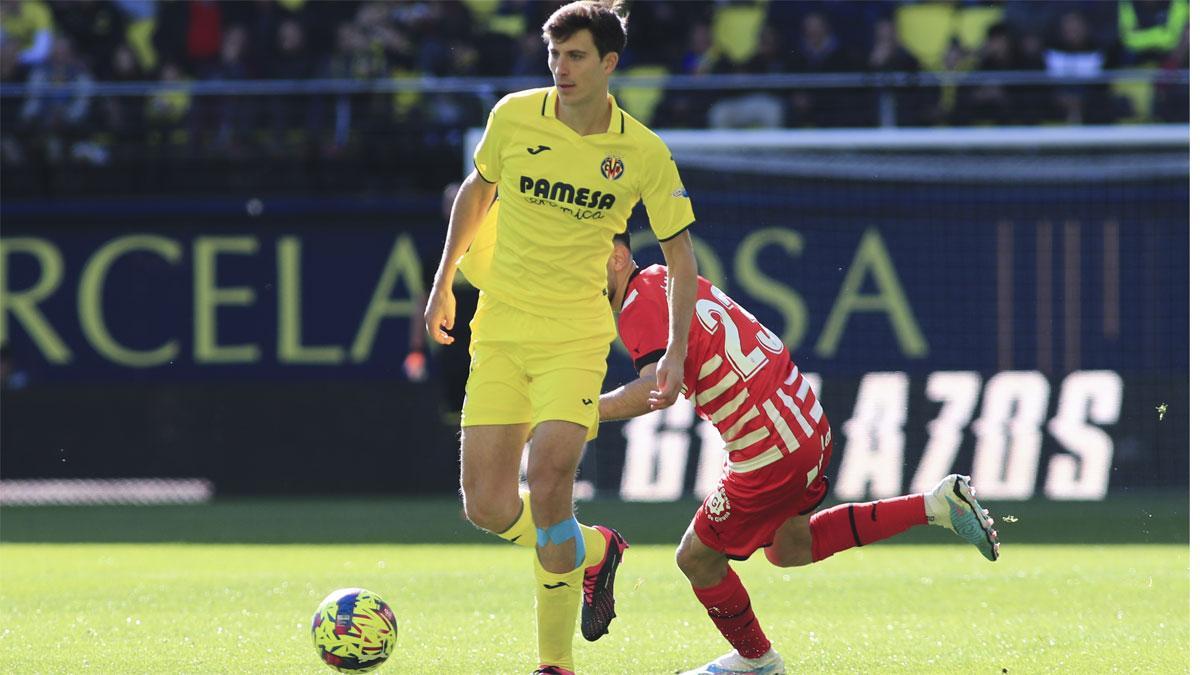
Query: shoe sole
675 660 786 674
950 476 999 562
580 528 628 642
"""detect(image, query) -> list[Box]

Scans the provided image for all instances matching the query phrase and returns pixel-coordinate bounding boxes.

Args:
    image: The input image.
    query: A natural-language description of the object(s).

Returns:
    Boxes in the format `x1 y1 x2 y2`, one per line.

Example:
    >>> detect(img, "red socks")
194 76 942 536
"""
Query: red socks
691 567 771 659
689 495 927 658
809 494 927 563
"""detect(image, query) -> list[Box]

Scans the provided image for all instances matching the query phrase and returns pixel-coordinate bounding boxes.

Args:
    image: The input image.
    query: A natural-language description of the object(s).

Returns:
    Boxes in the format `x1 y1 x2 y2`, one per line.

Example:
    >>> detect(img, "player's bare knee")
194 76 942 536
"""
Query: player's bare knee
525 462 575 504
676 539 725 587
525 478 574 527
460 491 516 533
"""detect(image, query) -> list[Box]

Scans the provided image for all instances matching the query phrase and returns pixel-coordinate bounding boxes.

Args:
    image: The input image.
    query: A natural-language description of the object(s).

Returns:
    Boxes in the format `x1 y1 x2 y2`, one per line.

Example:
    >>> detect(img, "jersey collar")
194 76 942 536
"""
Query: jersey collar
541 87 626 135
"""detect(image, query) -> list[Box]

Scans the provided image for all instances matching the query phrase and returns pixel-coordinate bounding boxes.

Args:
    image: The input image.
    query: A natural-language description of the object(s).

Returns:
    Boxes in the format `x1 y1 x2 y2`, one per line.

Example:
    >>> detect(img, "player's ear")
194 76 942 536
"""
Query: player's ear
611 240 630 268
602 50 618 75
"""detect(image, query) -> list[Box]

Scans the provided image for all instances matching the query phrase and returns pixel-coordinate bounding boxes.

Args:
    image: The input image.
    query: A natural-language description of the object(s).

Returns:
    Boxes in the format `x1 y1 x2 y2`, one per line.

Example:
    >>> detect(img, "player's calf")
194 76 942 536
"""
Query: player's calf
808 493 928 562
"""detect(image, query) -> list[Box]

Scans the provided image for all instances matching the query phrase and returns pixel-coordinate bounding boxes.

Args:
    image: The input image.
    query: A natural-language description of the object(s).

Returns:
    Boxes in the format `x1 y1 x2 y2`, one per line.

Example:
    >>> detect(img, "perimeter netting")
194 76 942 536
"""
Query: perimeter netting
614 126 1188 496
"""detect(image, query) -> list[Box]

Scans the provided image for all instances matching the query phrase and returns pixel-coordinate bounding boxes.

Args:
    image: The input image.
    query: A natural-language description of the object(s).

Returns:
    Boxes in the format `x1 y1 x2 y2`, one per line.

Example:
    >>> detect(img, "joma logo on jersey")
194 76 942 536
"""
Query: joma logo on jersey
519 176 617 210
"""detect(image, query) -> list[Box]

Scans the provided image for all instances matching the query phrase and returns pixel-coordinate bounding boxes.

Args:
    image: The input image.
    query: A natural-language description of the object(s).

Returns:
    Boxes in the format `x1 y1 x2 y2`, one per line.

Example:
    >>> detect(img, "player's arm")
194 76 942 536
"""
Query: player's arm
425 170 497 344
650 230 698 409
600 364 658 421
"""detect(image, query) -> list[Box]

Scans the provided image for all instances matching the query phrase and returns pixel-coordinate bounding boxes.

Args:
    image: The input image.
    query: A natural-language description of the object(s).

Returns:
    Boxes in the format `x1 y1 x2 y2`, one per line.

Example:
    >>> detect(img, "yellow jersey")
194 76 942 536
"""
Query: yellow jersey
460 87 694 320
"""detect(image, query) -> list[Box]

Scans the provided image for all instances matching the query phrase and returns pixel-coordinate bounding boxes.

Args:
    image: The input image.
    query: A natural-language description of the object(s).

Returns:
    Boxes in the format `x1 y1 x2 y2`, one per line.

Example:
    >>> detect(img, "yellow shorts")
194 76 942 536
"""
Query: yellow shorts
462 293 614 440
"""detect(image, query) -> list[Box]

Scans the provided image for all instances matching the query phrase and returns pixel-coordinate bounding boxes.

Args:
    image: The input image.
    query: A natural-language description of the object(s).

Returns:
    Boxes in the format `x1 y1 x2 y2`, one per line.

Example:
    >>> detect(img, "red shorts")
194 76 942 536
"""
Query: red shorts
693 414 833 560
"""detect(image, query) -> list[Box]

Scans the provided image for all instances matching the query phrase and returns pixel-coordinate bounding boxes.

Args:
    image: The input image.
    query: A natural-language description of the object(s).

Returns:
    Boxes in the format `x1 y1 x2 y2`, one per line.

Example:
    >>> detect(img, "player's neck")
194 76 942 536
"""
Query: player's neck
555 94 612 136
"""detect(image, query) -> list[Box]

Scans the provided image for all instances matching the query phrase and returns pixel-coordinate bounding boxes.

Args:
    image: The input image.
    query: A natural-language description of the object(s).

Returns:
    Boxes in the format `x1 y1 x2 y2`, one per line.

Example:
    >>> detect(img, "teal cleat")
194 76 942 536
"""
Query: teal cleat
677 648 786 675
926 474 1000 561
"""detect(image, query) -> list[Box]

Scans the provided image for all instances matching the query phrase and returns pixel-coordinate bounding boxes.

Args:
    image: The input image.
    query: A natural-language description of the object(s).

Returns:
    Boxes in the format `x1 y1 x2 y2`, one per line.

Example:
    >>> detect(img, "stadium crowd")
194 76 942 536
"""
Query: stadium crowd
0 0 1188 190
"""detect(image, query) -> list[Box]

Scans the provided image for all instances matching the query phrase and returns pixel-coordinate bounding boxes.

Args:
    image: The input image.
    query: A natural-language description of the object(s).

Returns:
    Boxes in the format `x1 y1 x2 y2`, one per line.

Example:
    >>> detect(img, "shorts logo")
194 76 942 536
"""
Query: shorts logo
705 486 732 523
600 155 625 181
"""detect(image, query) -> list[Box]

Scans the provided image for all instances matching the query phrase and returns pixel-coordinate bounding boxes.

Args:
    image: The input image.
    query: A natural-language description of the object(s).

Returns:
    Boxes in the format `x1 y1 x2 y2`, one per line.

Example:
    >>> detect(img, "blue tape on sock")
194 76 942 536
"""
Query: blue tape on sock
535 517 585 568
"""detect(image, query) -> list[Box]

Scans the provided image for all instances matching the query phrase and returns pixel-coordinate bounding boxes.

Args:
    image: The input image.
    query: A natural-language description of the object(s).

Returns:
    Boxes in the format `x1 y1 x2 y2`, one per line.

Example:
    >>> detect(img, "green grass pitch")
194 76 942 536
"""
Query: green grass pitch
0 497 1188 673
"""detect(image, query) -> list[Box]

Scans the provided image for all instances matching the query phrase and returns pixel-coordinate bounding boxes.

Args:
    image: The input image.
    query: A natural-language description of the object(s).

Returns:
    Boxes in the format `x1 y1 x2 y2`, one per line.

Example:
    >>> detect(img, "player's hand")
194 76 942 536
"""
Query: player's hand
649 351 684 410
424 286 456 345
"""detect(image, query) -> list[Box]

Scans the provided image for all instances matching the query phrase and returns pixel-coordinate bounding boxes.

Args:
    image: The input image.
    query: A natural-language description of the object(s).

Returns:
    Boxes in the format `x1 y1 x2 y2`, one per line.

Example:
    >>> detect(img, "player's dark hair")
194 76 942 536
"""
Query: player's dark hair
542 0 629 58
613 230 631 249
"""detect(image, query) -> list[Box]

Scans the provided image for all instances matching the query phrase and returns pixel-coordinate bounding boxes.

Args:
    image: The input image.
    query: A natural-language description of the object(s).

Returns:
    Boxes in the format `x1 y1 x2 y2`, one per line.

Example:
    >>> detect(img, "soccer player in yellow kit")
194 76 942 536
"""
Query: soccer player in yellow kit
423 2 698 673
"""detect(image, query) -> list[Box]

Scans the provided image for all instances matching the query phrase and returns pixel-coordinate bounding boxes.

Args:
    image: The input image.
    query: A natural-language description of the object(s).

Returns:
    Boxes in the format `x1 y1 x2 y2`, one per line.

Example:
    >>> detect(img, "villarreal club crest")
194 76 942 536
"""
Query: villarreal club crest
601 154 625 181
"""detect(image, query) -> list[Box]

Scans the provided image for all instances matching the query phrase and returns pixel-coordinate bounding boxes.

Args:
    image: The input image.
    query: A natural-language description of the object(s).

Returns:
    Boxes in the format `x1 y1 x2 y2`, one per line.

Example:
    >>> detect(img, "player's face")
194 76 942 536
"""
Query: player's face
548 30 616 105
606 242 631 310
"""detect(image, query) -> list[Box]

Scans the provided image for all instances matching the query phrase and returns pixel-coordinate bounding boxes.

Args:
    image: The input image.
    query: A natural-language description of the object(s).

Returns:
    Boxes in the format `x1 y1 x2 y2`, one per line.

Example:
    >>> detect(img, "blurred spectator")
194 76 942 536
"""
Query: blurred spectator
1 40 27 163
99 44 147 156
622 0 692 68
187 0 223 74
19 35 98 164
192 24 251 154
941 36 971 72
320 21 388 154
866 17 937 126
786 11 867 127
1118 0 1189 66
270 18 312 79
867 17 918 73
356 2 413 70
234 0 289 77
144 61 191 145
511 32 548 77
0 0 1183 198
1153 24 1187 122
678 22 716 76
49 0 126 79
408 1 472 76
1044 10 1124 124
112 0 157 72
954 22 1047 126
0 0 55 68
651 21 715 127
268 18 319 155
707 25 787 128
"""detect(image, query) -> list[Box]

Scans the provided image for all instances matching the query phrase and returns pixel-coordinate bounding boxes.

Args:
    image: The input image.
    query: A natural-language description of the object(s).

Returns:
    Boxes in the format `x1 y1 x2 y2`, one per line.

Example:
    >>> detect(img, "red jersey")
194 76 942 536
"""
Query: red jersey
617 265 826 475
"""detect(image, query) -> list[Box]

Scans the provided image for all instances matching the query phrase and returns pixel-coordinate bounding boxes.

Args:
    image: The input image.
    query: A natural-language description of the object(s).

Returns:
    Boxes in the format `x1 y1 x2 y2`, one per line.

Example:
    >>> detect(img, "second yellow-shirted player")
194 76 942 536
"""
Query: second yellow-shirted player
424 2 699 673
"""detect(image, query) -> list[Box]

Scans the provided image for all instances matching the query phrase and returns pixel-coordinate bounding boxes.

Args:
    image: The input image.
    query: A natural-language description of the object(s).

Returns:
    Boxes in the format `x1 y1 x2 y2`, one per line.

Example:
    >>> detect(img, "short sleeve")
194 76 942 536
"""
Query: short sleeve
640 144 695 241
472 109 504 183
619 290 669 372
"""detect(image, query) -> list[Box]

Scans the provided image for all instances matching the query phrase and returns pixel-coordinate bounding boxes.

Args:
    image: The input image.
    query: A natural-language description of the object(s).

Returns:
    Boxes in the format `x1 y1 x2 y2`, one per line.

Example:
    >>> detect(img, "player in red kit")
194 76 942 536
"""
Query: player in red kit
599 233 1000 675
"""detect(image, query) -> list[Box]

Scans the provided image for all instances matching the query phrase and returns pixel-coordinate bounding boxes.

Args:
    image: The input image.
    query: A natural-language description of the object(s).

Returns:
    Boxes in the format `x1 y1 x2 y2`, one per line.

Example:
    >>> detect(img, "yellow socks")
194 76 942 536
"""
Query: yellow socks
533 554 584 671
580 523 605 568
531 520 610 670
505 492 611 671
496 491 536 548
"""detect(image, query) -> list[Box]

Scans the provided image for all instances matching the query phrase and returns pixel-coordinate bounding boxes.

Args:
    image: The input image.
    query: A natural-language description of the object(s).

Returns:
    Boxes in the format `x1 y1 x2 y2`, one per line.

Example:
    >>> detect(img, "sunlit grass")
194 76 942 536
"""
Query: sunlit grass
0 543 1186 673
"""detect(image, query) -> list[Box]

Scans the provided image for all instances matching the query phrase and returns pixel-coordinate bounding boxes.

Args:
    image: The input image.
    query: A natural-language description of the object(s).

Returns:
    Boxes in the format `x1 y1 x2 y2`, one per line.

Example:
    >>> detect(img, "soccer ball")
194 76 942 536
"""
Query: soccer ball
311 588 398 672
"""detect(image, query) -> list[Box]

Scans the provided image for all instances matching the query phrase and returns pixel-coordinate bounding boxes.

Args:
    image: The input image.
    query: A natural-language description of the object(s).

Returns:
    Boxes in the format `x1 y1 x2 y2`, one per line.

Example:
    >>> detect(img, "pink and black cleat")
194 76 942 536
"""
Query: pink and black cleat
580 525 629 642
